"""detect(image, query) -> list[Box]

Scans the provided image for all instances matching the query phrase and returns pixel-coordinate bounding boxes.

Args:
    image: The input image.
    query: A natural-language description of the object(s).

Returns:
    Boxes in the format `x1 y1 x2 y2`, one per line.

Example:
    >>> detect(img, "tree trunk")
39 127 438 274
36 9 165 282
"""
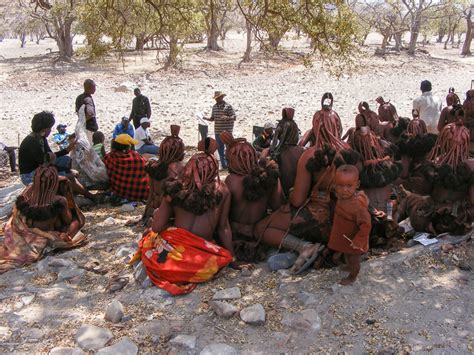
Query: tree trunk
381 33 389 53
20 33 26 48
461 10 472 56
408 12 422 55
242 20 252 62
206 0 221 51
444 32 451 49
166 36 179 69
394 32 402 51
135 34 146 51
268 32 282 49
55 17 74 58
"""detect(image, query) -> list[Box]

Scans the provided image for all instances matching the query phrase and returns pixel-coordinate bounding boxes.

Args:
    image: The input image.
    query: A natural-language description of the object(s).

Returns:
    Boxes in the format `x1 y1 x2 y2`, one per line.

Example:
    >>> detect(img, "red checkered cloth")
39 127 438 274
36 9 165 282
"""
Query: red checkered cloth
104 151 150 201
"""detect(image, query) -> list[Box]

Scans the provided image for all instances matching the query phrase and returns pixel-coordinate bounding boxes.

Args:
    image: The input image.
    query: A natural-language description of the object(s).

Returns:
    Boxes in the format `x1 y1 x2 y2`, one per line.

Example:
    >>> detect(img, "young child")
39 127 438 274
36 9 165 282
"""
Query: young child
92 131 106 159
328 165 372 285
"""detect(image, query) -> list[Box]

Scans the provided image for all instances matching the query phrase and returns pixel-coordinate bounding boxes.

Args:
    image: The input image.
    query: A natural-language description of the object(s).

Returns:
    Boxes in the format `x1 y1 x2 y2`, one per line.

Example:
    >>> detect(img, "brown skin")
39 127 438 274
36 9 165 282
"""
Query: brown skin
225 173 283 228
143 161 184 226
363 185 392 212
152 180 246 269
84 81 96 95
332 171 363 285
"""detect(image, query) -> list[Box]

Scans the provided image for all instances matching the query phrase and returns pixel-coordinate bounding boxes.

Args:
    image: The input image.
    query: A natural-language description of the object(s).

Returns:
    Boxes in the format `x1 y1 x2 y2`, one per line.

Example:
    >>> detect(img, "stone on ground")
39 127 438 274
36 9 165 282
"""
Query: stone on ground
200 343 238 355
74 324 113 351
49 347 86 355
169 334 197 349
212 287 241 300
104 299 124 324
281 309 321 331
239 304 265 325
96 337 138 355
209 301 238 318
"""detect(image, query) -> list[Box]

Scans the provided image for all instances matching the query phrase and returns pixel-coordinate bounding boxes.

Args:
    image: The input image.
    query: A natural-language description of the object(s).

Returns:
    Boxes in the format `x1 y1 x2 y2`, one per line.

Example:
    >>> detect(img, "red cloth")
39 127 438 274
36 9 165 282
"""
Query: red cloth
103 150 149 200
328 192 371 254
138 228 232 295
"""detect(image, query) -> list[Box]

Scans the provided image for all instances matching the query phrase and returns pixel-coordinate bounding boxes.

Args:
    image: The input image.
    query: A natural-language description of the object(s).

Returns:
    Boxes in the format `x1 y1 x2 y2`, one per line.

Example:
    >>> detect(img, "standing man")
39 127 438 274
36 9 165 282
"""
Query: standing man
130 88 152 129
204 91 236 169
413 80 442 134
75 79 98 140
113 116 135 139
134 118 159 155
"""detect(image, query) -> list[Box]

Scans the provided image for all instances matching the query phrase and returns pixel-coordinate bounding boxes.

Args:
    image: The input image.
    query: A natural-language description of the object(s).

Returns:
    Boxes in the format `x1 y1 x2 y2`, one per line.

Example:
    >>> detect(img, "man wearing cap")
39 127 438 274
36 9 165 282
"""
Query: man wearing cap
134 117 159 155
204 91 236 169
75 79 98 138
413 80 442 134
113 116 135 139
130 88 152 129
103 134 150 202
52 124 70 150
253 122 274 152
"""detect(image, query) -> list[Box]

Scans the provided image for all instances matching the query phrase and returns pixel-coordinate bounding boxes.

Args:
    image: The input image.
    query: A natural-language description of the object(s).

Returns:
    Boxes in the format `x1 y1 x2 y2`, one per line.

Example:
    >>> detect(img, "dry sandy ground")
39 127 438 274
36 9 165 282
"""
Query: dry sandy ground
0 33 473 354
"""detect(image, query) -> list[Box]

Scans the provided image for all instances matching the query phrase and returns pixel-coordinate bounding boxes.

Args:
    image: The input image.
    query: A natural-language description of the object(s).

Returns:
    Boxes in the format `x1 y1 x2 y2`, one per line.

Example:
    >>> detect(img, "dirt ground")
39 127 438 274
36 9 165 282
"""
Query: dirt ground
0 32 473 354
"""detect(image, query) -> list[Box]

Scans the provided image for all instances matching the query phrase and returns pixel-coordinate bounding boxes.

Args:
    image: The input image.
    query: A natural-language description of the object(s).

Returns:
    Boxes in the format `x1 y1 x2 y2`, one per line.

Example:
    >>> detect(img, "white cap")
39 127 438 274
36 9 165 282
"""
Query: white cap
140 117 150 124
264 122 274 130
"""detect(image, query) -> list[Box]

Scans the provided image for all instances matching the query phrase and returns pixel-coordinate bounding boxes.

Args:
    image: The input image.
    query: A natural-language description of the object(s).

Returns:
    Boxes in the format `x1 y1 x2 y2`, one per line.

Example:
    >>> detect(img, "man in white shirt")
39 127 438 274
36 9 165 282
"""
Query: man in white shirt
134 117 159 155
413 80 442 134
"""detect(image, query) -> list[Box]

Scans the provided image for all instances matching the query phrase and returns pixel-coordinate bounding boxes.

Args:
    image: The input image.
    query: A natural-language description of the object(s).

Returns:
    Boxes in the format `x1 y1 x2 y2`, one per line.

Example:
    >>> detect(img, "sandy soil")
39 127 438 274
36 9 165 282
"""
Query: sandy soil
0 32 473 353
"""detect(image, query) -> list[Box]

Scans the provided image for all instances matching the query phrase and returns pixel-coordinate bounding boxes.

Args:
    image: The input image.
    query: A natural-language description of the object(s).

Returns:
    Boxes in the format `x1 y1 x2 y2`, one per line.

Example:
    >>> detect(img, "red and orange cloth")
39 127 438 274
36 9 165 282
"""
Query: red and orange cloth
131 227 232 295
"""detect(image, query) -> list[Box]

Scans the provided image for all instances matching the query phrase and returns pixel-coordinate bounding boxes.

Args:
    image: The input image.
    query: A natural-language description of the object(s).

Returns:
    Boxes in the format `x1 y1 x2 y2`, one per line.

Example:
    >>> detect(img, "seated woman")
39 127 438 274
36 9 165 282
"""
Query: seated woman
103 134 150 202
221 131 283 262
143 125 185 225
132 139 238 295
396 120 474 235
0 165 86 274
437 88 461 132
262 108 305 198
255 106 360 274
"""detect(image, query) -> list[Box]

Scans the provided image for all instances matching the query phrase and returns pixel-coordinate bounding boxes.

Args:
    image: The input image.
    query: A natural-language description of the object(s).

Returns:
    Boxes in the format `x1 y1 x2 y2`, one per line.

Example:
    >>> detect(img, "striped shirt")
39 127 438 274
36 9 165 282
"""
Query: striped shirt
210 101 236 134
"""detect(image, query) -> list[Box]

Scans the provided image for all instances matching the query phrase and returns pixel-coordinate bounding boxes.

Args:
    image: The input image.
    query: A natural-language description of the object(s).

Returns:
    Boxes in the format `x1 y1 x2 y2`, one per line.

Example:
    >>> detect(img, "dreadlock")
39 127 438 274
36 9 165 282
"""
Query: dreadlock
269 107 299 161
16 165 64 221
145 125 185 181
429 122 470 170
163 138 222 215
312 93 343 149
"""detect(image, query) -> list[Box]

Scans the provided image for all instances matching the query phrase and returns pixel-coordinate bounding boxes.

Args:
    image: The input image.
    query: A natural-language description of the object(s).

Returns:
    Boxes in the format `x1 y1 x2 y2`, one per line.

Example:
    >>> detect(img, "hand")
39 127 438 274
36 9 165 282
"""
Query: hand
230 261 255 271
47 152 56 164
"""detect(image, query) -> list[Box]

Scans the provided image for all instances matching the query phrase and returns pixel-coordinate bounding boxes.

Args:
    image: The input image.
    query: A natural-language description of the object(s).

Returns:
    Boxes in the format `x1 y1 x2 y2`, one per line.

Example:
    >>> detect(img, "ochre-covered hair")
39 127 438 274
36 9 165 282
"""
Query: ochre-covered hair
446 87 460 106
221 131 279 201
352 128 385 162
163 138 222 215
312 95 346 151
145 125 185 181
269 107 299 161
407 110 428 136
16 165 64 221
429 122 470 170
220 131 257 176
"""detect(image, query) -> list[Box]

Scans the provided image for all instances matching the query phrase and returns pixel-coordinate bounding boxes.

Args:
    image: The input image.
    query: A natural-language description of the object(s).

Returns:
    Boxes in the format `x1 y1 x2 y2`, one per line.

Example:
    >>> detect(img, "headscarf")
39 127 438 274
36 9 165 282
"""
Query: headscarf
220 131 257 176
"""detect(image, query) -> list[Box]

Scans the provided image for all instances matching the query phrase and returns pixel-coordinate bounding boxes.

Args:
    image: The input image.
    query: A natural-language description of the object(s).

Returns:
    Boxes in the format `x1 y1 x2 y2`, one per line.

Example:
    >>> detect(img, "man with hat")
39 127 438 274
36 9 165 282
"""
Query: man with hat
413 80 442 134
204 91 236 169
113 116 135 139
52 124 70 150
253 122 274 152
103 134 150 202
134 117 159 155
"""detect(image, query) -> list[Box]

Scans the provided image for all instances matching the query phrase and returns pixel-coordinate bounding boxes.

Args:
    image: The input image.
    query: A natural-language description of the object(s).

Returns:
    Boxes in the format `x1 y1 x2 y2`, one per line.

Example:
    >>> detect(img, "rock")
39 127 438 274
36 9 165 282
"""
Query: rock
212 287 241 301
298 291 317 306
115 245 135 259
135 320 184 342
58 267 85 282
21 294 35 306
120 204 135 212
49 347 86 355
200 343 238 355
0 326 12 341
170 334 196 349
281 309 321 331
141 277 152 289
241 268 252 277
239 304 265 325
23 327 44 341
458 261 472 271
105 300 124 324
141 287 169 300
103 217 116 225
75 324 113 351
209 301 238 318
441 243 454 252
114 82 135 93
97 337 138 355
133 261 147 283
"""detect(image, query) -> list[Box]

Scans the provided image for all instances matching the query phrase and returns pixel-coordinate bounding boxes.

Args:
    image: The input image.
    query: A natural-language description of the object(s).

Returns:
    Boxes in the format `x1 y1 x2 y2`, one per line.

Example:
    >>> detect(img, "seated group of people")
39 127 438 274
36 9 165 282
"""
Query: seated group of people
2 84 474 297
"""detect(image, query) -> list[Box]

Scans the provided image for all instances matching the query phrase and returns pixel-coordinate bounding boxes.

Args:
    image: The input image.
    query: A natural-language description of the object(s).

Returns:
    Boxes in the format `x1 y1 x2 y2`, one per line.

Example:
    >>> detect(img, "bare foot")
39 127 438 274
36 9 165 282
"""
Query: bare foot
339 276 356 285
290 243 320 273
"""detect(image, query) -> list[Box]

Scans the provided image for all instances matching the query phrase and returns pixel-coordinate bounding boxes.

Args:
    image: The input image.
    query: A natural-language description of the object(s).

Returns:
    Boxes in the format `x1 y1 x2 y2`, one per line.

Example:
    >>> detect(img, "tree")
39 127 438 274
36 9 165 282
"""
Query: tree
19 0 79 58
201 0 234 51
461 4 473 55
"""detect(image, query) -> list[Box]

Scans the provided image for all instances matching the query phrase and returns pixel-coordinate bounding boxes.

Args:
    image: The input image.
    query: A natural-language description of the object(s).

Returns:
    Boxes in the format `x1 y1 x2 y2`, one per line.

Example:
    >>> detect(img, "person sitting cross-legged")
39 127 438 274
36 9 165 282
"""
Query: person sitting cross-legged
134 118 159 155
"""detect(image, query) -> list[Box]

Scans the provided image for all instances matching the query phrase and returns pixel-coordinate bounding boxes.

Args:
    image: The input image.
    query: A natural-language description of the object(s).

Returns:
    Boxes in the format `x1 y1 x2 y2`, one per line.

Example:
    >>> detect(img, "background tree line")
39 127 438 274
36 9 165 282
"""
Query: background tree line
0 0 472 73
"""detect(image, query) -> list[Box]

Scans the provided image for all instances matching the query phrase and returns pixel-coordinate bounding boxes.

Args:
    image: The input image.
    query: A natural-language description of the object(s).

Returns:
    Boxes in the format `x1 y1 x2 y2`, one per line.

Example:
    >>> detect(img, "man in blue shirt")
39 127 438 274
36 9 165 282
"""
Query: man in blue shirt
52 124 70 150
113 116 135 139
